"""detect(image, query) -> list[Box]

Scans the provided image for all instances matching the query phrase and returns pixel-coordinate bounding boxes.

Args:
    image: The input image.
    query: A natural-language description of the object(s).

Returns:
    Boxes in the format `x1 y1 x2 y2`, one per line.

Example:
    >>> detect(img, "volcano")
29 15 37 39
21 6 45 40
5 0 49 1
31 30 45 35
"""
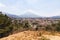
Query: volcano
19 12 41 18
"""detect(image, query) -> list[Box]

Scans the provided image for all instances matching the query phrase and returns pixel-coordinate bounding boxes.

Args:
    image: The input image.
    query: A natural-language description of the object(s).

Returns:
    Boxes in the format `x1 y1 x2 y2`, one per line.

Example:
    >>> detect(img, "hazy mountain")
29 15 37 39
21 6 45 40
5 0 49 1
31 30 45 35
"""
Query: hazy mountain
2 12 60 19
6 13 20 19
1 12 20 19
19 12 41 18
50 16 60 19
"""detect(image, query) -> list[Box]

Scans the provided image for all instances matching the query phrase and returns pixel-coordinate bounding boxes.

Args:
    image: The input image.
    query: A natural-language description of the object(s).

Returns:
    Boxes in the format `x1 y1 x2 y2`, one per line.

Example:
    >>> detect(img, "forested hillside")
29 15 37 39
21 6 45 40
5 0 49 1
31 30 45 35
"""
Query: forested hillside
0 12 13 38
0 12 32 38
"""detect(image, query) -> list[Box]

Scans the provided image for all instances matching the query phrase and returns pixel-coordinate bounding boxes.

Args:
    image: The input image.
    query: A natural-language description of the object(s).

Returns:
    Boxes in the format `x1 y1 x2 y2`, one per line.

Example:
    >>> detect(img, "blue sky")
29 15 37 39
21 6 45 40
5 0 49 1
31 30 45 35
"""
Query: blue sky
0 0 60 17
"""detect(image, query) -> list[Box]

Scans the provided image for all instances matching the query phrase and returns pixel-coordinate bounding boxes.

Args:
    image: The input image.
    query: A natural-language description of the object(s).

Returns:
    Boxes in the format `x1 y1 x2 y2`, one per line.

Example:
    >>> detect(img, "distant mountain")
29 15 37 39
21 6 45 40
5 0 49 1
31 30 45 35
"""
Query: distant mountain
1 12 20 19
2 12 42 19
51 16 60 19
6 13 20 19
2 12 60 19
19 12 41 18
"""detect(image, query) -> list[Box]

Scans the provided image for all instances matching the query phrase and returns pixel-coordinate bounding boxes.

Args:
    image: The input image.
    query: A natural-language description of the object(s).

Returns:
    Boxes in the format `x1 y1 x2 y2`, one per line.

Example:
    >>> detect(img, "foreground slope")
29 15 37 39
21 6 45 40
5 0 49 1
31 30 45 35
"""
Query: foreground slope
0 31 60 40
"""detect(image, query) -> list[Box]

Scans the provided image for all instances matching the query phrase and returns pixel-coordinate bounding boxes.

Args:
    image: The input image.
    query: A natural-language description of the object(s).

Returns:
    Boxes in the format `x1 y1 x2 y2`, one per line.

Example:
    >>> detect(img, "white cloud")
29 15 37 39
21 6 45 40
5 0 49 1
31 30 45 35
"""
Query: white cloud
25 0 39 4
0 3 7 12
0 0 60 17
0 3 6 8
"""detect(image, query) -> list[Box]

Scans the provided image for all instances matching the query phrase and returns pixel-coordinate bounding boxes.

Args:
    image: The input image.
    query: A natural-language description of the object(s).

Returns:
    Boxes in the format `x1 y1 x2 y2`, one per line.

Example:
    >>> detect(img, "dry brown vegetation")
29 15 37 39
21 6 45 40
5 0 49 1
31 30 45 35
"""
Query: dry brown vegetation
0 31 60 40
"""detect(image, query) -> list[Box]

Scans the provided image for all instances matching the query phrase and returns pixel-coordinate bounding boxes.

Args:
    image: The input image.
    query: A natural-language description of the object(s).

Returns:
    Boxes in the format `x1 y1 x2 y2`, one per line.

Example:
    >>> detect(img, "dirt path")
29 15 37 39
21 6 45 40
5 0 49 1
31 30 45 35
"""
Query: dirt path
0 31 60 40
43 35 60 40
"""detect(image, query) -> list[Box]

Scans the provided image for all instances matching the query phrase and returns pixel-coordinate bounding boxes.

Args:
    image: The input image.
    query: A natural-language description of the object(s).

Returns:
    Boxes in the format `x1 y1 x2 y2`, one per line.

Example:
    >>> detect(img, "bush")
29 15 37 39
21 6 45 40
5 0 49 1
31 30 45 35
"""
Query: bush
41 36 50 40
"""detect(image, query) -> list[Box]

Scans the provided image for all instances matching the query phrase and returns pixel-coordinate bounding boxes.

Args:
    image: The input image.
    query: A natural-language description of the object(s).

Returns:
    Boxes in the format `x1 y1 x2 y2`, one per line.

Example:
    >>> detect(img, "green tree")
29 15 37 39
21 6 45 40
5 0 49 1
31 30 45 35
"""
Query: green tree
0 12 13 38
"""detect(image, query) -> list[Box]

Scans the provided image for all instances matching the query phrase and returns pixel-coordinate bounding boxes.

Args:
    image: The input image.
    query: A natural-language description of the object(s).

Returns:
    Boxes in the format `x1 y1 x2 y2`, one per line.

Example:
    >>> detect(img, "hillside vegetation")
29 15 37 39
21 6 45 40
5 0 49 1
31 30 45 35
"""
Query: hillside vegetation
0 12 13 38
0 11 60 39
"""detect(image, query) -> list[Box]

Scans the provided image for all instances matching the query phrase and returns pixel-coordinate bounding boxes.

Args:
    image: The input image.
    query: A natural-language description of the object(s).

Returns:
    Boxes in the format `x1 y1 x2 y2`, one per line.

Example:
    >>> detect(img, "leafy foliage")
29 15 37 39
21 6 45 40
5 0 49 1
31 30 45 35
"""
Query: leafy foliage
0 12 13 38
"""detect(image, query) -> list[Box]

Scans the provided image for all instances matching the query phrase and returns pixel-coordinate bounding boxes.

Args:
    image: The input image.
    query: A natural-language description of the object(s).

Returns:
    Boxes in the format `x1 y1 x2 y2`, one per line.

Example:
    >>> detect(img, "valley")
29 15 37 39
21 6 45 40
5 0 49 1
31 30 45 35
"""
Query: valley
0 12 60 40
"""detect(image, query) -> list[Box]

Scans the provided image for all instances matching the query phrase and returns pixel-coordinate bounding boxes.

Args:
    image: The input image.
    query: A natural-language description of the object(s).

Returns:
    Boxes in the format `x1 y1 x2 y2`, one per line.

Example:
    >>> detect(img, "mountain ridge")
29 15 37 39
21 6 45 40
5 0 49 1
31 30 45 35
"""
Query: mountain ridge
19 12 42 18
1 12 60 19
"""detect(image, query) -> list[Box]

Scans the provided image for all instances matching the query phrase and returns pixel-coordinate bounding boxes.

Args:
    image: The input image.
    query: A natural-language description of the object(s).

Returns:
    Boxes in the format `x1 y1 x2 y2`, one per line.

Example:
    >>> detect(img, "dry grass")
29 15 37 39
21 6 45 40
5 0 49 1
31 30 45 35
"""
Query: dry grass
0 31 60 40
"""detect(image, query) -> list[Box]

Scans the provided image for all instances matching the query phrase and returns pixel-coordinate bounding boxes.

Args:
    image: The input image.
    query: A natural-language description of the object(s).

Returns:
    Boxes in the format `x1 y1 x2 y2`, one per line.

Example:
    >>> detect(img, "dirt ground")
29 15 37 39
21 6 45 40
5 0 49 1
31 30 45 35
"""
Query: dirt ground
0 31 60 40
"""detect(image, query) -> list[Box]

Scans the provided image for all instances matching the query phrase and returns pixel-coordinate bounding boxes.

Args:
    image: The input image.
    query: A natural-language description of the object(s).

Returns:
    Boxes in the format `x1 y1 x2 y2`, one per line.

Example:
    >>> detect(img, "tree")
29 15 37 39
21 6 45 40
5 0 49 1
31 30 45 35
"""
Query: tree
56 21 60 32
0 12 13 38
